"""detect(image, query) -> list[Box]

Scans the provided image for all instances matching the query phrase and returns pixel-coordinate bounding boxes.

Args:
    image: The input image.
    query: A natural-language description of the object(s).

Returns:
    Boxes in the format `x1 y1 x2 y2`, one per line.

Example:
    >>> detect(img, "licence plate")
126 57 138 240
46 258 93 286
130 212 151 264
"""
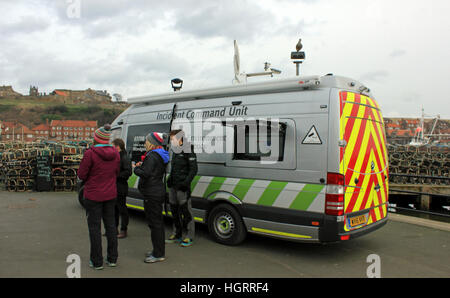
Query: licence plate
349 214 367 227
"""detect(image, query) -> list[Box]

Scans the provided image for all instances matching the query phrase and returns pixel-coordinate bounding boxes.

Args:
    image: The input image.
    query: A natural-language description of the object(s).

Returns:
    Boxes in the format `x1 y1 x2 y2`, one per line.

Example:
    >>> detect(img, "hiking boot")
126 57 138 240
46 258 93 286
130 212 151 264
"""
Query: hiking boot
180 238 193 247
165 234 182 244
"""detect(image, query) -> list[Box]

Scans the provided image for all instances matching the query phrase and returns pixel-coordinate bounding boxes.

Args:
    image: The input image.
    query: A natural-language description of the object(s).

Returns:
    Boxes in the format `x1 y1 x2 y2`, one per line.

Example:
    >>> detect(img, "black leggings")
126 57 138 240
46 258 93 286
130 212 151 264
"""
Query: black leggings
85 198 118 267
115 192 129 231
144 197 165 258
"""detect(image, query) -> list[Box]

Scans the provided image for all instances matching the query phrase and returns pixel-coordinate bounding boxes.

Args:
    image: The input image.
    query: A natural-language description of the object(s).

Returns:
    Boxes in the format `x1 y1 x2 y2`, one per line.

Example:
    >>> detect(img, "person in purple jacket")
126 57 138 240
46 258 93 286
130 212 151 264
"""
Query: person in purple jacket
77 124 120 270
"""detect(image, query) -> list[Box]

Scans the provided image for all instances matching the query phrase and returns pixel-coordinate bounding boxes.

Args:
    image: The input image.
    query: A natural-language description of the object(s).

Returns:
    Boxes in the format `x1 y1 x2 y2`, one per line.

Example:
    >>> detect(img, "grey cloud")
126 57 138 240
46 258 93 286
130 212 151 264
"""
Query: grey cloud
174 2 272 41
359 70 389 83
50 0 150 22
46 0 170 39
390 49 406 58
40 0 318 42
0 16 50 36
174 0 322 41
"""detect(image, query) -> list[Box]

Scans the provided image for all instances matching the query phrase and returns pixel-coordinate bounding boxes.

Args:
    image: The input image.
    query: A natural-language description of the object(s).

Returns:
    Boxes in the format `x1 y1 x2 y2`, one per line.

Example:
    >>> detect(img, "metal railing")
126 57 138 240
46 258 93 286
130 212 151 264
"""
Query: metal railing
389 173 450 181
389 187 450 219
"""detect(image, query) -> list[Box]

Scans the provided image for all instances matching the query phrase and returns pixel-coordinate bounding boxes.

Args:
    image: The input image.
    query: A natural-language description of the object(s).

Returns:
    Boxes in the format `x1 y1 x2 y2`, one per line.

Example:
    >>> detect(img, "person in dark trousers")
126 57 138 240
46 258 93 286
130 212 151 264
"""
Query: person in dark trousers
112 138 132 239
133 132 169 263
166 129 198 247
77 124 120 270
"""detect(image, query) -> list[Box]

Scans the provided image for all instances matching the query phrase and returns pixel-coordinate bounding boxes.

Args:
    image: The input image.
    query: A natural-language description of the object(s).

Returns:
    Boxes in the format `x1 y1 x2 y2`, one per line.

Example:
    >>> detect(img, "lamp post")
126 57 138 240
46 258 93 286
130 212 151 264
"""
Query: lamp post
171 78 183 92
291 39 306 76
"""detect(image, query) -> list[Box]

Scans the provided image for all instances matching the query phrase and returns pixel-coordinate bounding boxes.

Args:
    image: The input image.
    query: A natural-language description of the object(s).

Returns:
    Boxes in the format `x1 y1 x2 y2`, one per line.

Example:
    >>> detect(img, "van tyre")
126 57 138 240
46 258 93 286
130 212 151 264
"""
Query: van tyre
208 203 247 246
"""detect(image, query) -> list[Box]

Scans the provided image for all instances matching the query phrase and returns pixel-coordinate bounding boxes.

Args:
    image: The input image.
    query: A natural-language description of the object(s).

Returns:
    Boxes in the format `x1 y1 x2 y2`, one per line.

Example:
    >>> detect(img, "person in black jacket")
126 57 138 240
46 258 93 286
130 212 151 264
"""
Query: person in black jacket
133 132 169 263
166 129 198 247
112 138 132 239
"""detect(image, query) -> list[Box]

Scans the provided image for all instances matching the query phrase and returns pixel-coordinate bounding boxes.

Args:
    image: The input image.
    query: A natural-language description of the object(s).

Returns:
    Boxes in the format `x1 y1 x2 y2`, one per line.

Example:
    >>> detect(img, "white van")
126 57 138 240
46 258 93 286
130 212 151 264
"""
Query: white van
107 74 389 245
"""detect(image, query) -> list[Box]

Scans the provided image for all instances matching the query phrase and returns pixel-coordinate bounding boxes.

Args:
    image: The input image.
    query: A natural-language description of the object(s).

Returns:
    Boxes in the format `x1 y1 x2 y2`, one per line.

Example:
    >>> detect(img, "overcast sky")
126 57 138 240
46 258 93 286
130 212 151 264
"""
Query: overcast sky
0 0 449 118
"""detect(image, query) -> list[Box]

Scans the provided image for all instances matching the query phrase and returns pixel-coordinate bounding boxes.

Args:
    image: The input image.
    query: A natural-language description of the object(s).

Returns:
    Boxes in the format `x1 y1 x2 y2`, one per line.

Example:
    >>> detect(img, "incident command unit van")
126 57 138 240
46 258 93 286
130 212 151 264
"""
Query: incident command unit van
106 74 389 245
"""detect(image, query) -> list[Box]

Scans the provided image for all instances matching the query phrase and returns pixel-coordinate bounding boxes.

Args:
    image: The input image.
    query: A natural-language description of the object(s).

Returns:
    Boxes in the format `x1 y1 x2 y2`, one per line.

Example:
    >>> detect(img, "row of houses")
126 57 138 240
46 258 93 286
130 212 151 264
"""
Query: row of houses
385 118 450 145
0 120 98 143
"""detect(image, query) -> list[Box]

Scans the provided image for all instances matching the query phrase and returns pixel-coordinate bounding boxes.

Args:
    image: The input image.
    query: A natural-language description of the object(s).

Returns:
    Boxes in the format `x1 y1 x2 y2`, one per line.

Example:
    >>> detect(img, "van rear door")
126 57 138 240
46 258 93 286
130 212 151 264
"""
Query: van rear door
339 91 389 232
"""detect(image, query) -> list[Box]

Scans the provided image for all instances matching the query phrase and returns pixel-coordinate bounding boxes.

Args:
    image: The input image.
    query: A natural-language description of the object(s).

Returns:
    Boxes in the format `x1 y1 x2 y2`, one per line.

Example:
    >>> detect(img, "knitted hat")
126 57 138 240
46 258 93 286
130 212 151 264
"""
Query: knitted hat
94 124 112 144
146 132 165 146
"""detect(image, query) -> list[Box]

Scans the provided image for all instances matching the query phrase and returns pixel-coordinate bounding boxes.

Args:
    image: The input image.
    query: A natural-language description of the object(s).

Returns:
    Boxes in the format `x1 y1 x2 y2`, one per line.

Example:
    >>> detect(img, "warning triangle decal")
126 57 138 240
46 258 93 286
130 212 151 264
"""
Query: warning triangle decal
302 125 322 144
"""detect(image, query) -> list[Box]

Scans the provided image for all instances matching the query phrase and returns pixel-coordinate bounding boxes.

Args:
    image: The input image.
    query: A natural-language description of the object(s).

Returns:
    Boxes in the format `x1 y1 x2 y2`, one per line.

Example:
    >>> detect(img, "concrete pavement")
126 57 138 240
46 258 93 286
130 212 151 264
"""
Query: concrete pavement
0 191 449 278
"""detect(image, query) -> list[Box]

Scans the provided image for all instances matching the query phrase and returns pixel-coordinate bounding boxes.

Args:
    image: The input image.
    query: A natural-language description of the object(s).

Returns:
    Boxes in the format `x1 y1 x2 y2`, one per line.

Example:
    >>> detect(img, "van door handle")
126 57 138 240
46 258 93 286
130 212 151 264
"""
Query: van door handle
374 184 381 192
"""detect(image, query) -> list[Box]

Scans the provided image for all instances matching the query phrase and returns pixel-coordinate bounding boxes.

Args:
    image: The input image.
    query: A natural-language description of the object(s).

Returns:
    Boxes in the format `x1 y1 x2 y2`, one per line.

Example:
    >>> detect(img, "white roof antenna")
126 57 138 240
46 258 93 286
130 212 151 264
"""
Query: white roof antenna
233 40 247 84
232 40 281 85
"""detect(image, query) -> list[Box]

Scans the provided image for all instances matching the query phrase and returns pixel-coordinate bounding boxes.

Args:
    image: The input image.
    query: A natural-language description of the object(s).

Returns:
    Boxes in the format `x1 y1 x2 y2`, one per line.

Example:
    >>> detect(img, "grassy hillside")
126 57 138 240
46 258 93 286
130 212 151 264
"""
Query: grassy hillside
0 97 128 127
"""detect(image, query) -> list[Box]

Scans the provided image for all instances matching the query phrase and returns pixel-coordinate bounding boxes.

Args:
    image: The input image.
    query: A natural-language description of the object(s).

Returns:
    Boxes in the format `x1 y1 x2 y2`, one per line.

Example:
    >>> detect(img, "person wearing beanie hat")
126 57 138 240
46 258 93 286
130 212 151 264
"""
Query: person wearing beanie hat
78 124 120 270
146 132 166 147
94 124 112 144
133 131 169 263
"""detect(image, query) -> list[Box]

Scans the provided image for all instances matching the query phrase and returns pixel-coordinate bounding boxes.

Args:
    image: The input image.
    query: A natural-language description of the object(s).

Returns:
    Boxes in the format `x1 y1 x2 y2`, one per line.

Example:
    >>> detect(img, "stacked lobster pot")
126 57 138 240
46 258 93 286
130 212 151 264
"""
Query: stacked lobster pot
0 142 86 192
50 145 83 192
388 144 450 185
1 143 40 192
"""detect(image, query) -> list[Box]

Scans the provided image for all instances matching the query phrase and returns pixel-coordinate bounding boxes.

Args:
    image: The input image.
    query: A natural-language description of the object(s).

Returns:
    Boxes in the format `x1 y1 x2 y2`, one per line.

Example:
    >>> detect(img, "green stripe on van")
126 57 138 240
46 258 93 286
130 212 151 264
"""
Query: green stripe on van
228 178 255 203
289 184 325 210
190 175 201 192
129 174 325 212
257 181 289 206
232 178 255 200
203 176 227 199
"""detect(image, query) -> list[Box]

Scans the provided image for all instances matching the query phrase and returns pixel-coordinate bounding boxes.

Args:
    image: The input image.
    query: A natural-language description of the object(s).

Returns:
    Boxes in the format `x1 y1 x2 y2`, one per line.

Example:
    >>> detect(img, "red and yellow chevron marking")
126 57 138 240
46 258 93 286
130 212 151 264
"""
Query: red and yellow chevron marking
339 92 389 231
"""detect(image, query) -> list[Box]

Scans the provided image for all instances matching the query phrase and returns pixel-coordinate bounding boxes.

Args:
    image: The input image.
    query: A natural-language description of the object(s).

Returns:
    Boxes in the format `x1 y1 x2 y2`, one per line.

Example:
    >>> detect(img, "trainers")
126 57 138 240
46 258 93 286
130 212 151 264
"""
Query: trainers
89 260 104 270
165 234 182 244
180 238 193 247
105 260 117 267
144 255 166 263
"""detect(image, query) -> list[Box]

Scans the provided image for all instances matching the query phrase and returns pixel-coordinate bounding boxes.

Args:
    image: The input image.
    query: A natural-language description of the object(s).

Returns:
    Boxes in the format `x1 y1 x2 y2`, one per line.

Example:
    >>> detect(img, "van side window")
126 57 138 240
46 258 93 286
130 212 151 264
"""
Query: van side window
126 123 169 162
232 120 287 162
110 127 122 143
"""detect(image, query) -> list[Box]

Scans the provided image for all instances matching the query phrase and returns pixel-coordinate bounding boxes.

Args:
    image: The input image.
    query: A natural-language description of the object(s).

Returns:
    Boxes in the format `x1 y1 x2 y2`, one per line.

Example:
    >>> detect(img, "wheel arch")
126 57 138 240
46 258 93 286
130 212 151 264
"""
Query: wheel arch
203 191 244 226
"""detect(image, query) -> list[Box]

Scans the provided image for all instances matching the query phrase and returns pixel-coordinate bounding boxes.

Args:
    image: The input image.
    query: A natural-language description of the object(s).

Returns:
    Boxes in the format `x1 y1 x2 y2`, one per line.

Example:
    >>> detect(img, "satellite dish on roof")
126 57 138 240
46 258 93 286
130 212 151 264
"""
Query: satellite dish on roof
233 40 247 84
232 40 280 84
234 40 240 77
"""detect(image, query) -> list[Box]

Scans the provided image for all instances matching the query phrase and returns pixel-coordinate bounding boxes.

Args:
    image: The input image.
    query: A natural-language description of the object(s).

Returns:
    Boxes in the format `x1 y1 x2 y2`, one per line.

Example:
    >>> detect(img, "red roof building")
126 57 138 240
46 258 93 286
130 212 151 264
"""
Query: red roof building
53 90 68 97
1 120 98 143
32 119 51 141
0 121 34 142
49 120 98 142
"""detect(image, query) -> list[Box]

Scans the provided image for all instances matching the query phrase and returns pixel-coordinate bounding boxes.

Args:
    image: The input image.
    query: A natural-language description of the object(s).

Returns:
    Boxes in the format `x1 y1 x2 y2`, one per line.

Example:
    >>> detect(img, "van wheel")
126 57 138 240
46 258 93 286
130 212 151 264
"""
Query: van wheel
207 203 247 246
78 186 85 209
